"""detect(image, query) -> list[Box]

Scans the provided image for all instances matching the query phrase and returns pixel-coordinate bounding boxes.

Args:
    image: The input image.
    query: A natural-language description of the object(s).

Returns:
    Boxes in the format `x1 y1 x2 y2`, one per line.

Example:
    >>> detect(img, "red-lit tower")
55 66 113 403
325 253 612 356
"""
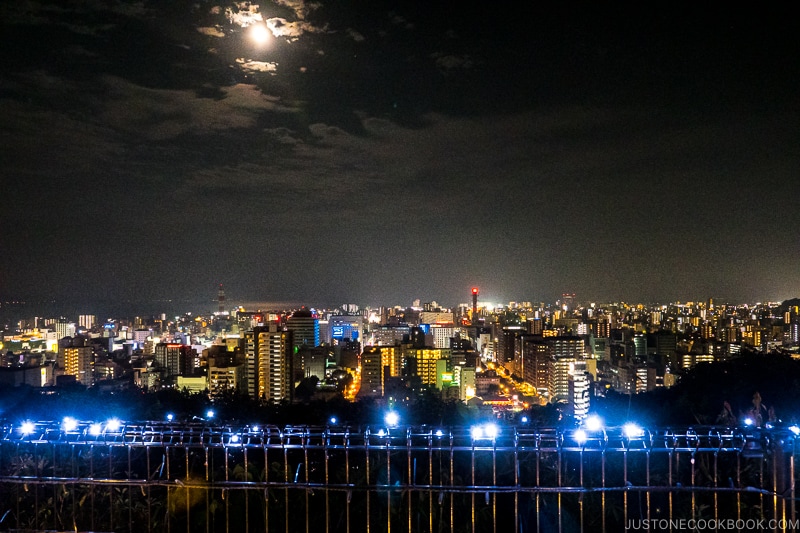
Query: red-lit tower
218 284 226 314
471 287 479 318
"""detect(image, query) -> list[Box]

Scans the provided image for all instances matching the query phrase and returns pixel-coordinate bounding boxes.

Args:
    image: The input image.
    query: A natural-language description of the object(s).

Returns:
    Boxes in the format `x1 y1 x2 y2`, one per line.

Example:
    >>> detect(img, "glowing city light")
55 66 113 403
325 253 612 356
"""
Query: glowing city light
574 429 588 444
166 413 174 422
206 410 215 419
744 418 754 427
19 421 35 436
330 417 337 425
89 423 102 436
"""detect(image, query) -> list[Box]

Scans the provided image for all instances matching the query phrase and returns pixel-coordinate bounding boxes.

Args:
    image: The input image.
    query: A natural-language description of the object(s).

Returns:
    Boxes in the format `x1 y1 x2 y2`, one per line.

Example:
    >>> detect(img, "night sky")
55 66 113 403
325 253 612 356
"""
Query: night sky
1 1 798 314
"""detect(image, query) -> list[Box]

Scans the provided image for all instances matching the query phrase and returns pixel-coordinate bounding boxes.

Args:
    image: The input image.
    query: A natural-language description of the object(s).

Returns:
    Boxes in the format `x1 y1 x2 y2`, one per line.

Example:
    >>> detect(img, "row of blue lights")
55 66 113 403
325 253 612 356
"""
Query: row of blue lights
19 417 123 436
572 415 645 445
14 411 800 443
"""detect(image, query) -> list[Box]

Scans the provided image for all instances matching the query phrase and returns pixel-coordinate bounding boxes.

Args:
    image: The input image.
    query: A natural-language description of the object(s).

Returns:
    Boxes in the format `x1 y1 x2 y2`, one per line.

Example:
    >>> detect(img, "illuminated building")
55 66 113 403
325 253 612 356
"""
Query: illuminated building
368 326 410 346
568 363 590 419
208 365 243 397
552 357 575 401
405 348 451 387
54 319 76 340
419 311 454 325
435 359 451 390
78 315 95 330
553 336 585 359
132 329 151 345
328 315 363 343
359 345 401 397
681 353 714 369
176 376 207 394
518 335 554 399
61 336 93 386
460 366 476 401
154 343 194 379
287 308 319 349
550 337 585 401
250 325 294 401
430 325 455 349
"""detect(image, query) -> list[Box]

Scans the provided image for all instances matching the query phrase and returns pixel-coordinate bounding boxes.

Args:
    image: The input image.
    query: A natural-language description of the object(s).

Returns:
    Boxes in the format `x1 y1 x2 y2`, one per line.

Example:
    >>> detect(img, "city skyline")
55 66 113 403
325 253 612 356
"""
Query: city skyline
2 2 799 309
3 288 800 322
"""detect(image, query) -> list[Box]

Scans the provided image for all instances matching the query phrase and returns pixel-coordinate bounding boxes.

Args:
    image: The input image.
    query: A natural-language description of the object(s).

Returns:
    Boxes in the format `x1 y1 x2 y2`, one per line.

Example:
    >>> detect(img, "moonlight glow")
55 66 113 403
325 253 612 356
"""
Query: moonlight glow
250 24 270 44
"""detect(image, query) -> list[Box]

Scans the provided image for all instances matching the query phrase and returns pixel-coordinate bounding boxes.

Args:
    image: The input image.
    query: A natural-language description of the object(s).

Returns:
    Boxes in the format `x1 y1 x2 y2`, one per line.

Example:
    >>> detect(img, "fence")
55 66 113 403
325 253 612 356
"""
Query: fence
0 421 797 532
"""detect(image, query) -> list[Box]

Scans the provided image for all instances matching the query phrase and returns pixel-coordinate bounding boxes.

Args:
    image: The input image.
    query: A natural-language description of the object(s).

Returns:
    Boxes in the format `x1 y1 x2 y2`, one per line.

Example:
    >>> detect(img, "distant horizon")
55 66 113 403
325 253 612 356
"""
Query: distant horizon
2 293 798 323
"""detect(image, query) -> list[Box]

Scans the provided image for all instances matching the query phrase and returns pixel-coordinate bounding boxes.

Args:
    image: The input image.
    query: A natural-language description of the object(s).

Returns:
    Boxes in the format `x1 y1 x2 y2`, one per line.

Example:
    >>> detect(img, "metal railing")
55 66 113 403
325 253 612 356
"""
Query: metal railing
0 421 797 532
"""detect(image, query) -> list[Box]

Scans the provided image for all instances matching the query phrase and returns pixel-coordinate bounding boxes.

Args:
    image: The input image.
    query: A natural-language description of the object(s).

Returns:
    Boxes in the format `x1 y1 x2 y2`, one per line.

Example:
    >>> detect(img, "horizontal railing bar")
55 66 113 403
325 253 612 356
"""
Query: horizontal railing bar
0 476 781 497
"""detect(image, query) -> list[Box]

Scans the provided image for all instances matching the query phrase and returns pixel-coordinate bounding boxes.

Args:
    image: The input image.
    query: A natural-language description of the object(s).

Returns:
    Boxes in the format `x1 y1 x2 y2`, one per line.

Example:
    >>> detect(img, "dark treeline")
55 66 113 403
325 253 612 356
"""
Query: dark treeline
600 349 800 427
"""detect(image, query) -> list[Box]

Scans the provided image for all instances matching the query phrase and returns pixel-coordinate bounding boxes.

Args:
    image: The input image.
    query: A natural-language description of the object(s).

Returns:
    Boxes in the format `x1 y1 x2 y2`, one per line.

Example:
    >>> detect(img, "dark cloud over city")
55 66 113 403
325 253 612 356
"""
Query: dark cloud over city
1 1 798 314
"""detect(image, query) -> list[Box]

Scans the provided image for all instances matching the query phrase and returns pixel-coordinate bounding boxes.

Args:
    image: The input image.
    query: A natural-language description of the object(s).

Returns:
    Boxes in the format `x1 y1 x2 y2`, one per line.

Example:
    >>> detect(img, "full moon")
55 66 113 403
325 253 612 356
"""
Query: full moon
250 24 270 44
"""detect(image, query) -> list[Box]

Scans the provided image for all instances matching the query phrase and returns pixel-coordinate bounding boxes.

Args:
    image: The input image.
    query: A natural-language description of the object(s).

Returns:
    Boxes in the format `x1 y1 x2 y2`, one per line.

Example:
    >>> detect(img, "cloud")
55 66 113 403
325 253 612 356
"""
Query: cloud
347 28 365 42
98 78 293 140
225 3 263 27
431 53 474 72
236 59 278 74
273 0 321 20
266 17 325 39
197 26 225 38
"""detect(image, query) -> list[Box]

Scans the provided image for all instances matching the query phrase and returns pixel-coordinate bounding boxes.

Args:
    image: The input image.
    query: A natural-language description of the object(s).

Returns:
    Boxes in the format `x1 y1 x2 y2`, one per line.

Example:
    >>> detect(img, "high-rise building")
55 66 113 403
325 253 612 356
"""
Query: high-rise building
251 324 294 402
154 343 194 380
518 335 554 399
550 336 585 401
368 326 411 346
60 336 93 386
359 345 402 397
54 319 76 340
405 348 451 387
568 361 590 419
78 315 95 330
430 326 455 349
328 315 363 344
287 308 319 349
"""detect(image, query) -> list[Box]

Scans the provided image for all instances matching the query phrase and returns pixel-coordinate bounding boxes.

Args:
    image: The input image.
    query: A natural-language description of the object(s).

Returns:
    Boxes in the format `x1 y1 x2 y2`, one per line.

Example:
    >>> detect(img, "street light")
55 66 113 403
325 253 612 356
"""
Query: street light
19 421 36 436
62 417 78 432
584 415 603 432
384 411 399 427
